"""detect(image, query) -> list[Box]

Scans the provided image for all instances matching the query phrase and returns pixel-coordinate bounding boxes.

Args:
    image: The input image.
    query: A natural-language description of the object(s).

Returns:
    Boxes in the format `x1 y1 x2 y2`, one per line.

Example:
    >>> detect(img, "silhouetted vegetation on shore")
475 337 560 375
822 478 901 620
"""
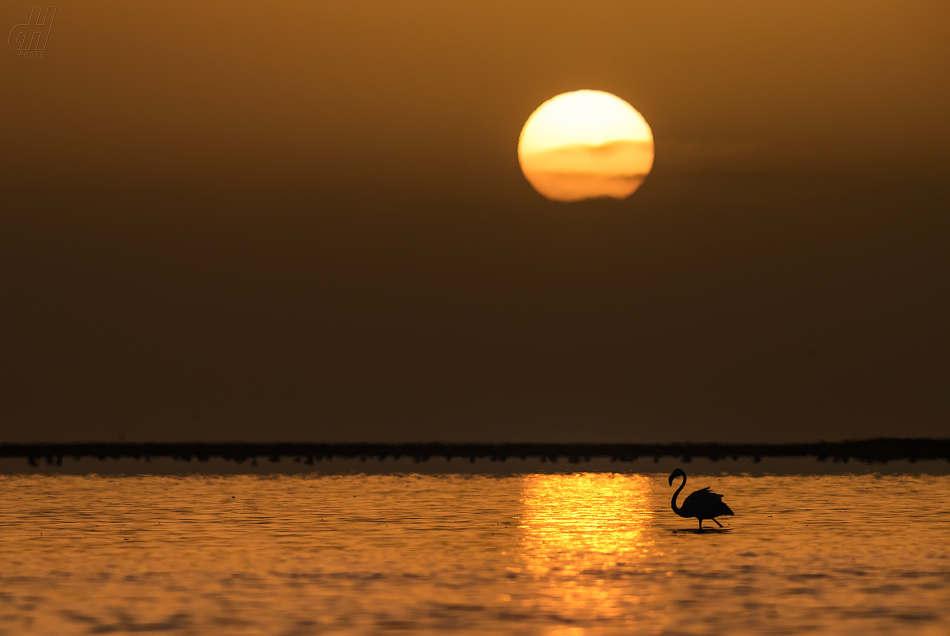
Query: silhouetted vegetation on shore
2 438 947 467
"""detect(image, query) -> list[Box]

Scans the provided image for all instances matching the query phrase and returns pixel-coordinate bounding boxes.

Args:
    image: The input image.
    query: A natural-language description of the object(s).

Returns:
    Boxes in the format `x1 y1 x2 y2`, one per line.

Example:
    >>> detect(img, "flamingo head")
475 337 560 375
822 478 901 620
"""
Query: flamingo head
668 468 686 486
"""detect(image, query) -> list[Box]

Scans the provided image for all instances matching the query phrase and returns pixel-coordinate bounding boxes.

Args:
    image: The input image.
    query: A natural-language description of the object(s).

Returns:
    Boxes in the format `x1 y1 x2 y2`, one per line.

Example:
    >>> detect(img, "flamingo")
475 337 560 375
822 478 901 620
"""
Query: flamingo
668 468 734 530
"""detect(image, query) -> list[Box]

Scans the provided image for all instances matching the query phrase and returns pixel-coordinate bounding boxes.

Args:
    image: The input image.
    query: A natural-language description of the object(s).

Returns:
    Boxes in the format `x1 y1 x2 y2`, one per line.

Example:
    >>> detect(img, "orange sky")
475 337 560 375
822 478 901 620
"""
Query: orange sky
3 1 948 191
1 1 949 443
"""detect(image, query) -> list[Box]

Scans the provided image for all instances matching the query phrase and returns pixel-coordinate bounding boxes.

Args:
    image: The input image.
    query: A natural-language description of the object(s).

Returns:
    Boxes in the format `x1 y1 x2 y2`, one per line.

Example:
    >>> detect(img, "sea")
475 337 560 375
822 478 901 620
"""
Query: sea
0 471 947 635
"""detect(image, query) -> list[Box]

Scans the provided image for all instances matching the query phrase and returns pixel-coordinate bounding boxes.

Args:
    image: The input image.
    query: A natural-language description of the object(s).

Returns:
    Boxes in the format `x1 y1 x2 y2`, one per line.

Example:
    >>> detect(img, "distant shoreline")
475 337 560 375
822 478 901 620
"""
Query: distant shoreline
2 439 947 467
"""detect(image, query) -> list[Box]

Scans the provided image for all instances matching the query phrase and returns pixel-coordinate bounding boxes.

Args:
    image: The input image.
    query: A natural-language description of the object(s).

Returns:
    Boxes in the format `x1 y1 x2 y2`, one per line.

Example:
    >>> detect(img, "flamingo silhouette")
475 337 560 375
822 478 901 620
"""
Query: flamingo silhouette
669 468 734 530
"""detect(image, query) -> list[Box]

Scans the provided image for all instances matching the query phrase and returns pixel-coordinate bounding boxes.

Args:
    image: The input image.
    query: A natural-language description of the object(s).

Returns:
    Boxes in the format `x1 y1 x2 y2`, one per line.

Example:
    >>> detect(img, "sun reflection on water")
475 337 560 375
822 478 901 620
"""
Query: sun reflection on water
514 473 654 628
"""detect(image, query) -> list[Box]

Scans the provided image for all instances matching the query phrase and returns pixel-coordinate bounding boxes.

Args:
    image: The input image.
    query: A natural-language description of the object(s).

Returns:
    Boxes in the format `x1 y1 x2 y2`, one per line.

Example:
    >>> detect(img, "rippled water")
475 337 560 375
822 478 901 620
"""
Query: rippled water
0 473 947 635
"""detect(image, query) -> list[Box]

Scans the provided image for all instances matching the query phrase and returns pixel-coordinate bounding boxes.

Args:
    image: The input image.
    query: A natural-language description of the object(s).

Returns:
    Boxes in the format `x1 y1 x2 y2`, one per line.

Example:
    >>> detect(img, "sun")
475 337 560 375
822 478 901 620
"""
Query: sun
518 90 654 202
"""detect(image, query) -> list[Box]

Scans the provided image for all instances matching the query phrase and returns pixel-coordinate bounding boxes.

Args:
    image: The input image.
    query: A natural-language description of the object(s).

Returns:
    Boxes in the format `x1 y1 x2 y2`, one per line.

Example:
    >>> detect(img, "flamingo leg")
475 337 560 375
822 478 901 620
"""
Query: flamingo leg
713 518 724 528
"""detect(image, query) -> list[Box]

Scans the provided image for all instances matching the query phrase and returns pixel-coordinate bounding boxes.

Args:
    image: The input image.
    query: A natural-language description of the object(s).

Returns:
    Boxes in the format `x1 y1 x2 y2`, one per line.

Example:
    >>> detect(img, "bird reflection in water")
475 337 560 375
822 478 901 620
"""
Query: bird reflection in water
513 473 653 630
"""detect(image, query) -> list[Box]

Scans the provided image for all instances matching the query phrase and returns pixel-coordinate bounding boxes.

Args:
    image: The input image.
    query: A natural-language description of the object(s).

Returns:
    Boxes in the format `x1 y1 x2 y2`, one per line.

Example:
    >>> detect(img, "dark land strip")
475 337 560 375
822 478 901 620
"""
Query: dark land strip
1 438 948 467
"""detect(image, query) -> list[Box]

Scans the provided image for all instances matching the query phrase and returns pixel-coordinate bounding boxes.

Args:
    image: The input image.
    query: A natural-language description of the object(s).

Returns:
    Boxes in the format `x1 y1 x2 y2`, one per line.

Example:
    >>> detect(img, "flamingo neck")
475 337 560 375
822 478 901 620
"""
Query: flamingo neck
671 474 688 517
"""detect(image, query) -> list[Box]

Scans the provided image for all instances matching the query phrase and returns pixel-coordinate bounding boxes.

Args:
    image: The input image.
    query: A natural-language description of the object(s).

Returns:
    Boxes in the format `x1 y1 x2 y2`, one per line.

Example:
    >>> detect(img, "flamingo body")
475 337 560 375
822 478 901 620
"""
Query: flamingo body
669 469 734 530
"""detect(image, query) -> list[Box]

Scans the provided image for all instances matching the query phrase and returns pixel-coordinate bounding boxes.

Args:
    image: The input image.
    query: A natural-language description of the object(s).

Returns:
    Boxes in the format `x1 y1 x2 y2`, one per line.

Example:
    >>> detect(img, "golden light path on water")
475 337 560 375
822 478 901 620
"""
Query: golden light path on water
516 474 654 630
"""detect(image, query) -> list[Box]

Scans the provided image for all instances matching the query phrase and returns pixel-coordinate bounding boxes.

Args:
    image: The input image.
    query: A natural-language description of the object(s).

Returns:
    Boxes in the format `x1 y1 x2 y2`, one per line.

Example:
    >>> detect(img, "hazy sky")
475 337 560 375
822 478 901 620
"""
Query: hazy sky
2 1 948 443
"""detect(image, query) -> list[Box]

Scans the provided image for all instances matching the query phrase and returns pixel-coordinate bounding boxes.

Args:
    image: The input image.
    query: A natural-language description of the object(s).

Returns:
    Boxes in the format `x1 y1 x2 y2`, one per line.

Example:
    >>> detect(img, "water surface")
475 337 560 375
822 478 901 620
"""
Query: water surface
0 473 947 635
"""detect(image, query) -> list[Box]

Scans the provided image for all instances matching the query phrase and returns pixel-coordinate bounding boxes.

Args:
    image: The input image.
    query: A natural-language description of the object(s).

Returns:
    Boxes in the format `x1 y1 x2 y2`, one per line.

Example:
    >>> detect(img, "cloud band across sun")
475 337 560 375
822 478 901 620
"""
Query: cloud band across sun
518 90 654 202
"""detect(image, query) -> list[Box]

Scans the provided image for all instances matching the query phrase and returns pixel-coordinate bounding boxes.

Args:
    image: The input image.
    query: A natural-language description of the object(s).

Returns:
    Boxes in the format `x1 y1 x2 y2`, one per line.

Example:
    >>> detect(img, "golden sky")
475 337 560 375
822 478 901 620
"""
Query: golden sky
3 1 947 192
1 1 948 443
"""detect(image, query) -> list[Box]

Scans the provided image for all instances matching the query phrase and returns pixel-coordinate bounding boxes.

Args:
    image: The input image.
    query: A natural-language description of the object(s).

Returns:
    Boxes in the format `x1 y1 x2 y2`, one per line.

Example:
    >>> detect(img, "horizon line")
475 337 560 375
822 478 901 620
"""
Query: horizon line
2 438 948 467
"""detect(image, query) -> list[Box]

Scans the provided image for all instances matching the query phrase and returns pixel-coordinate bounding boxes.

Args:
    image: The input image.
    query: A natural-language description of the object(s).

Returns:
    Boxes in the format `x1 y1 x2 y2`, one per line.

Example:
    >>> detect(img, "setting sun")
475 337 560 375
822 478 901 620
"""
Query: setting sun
518 90 654 202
